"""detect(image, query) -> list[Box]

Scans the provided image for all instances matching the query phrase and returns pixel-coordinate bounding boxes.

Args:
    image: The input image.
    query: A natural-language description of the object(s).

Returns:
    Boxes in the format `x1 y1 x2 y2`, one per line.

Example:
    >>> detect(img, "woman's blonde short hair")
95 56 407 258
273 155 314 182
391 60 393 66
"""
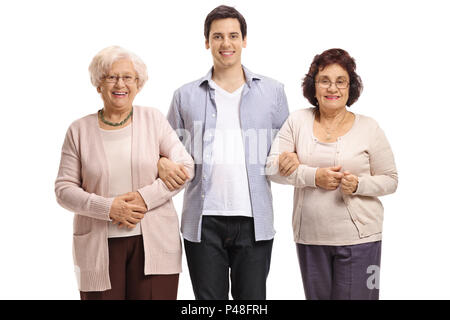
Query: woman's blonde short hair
89 46 148 90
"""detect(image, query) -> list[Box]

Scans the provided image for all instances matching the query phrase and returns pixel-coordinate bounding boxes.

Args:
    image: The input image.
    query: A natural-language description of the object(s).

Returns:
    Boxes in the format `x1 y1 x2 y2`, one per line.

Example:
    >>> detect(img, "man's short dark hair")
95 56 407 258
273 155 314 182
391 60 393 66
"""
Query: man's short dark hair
204 5 247 40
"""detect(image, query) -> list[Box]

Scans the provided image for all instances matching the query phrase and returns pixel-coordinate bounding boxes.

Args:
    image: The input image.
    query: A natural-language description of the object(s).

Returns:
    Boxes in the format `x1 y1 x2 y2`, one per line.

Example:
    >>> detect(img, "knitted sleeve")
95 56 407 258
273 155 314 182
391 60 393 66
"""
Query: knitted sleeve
266 114 317 188
353 125 398 197
55 124 113 220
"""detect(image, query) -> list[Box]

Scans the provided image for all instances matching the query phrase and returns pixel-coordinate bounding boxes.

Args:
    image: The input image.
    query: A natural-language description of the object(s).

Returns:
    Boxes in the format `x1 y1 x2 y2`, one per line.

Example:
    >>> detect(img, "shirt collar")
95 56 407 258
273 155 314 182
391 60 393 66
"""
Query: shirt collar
199 65 261 89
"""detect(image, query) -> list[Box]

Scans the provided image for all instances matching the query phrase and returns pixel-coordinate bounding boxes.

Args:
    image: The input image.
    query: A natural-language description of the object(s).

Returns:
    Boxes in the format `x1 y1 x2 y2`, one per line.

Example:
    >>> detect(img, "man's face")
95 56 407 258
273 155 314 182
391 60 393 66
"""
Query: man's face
206 18 246 69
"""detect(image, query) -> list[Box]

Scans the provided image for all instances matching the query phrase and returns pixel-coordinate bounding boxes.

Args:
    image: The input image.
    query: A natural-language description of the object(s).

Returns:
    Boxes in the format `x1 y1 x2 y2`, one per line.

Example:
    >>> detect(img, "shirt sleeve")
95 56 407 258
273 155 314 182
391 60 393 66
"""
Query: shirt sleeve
353 125 398 197
272 84 290 130
54 125 113 221
167 89 184 131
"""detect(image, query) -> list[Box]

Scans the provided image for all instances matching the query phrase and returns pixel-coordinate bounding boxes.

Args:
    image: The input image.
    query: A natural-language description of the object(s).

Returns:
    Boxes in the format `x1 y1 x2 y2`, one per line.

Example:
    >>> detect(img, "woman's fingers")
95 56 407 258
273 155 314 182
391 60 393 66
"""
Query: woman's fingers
115 218 135 229
126 215 142 225
161 178 174 190
127 203 147 213
130 210 145 219
116 211 145 229
110 197 147 229
176 166 188 181
167 177 181 190
326 181 339 190
279 161 289 175
171 172 185 185
180 166 190 180
279 152 299 176
285 166 297 176
340 173 356 194
279 153 289 167
281 161 298 176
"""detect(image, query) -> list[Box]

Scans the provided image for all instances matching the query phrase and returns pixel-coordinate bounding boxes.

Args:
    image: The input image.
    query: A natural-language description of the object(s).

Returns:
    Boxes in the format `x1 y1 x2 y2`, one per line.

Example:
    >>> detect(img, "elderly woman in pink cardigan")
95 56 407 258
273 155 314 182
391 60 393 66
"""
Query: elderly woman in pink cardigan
55 46 194 300
266 49 397 300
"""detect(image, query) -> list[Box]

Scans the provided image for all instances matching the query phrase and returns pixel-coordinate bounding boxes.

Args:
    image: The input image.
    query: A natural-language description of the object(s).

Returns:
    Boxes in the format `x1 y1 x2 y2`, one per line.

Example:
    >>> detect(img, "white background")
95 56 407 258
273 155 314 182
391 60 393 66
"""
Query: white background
1 0 449 299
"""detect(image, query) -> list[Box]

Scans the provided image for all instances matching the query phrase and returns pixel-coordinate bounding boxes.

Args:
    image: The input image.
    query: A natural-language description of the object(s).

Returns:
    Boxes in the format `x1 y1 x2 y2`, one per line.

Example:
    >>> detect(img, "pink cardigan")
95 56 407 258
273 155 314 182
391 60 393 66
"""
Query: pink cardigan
266 108 398 244
55 106 194 292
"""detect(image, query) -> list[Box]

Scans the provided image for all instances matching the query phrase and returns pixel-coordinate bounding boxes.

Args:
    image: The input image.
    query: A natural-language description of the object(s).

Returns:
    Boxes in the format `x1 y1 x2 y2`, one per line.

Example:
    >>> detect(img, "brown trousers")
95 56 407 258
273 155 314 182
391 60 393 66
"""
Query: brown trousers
80 235 179 300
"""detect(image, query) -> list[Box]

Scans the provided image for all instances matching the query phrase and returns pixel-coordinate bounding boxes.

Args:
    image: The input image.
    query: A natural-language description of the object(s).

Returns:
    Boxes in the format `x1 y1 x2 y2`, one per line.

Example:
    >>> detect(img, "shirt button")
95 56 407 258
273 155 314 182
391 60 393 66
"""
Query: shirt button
212 114 216 117
201 194 205 198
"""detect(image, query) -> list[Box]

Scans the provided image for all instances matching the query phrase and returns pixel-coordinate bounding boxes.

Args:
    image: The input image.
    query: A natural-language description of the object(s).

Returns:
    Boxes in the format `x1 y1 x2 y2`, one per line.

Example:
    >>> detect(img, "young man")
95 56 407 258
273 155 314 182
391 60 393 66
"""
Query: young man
159 5 289 300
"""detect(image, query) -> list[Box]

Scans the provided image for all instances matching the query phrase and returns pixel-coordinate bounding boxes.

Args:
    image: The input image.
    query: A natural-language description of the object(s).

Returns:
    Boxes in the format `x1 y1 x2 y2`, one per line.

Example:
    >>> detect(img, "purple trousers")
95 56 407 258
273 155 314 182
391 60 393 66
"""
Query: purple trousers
296 241 382 300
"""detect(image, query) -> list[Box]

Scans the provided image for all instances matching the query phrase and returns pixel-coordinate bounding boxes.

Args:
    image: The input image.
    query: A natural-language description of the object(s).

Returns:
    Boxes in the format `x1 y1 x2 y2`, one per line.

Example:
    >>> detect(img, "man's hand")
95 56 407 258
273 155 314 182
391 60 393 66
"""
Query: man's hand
157 157 190 191
279 152 300 176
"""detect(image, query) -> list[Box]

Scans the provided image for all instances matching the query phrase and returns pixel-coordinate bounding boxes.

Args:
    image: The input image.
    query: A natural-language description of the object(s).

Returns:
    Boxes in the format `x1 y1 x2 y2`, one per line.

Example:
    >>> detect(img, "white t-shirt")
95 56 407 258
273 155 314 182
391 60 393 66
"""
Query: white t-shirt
99 124 142 238
202 81 253 217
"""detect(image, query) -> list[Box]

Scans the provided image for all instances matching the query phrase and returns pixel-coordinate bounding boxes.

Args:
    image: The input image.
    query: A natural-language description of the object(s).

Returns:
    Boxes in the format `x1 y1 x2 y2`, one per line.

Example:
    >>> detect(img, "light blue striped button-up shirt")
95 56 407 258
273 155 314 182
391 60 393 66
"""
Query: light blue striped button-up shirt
167 66 289 242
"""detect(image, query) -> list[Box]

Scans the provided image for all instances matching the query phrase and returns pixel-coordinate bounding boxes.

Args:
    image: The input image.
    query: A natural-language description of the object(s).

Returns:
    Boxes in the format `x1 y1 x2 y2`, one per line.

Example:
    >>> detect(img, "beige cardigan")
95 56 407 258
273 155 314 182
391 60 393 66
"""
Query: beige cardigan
266 108 398 244
55 106 194 292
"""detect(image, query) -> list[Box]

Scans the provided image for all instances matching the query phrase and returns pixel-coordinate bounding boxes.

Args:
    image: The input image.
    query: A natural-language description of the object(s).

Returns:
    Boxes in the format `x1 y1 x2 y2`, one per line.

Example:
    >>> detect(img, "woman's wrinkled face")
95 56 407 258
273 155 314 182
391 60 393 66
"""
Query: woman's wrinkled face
98 59 138 111
315 63 349 110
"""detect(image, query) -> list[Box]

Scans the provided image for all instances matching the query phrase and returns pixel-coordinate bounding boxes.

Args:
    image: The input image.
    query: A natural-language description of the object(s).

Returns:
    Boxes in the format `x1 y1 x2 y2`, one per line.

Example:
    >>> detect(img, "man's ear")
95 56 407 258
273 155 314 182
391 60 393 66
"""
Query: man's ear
205 38 210 50
242 36 247 48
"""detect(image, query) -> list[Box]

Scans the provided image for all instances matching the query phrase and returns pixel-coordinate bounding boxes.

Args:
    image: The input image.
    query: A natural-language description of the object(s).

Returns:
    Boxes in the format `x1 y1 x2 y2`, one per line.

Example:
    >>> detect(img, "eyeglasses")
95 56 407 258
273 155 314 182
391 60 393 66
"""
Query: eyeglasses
316 77 349 89
103 75 138 84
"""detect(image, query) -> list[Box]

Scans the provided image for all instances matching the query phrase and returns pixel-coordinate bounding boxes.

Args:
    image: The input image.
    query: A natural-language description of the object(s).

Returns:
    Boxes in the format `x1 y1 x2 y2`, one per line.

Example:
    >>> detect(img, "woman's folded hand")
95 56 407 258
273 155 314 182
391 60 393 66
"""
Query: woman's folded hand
315 166 344 190
109 193 147 229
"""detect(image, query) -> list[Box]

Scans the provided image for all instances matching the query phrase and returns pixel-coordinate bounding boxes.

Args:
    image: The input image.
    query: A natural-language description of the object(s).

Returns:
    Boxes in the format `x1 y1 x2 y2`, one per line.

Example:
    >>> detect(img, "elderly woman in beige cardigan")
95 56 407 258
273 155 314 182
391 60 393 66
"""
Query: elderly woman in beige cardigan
266 48 397 300
55 46 194 300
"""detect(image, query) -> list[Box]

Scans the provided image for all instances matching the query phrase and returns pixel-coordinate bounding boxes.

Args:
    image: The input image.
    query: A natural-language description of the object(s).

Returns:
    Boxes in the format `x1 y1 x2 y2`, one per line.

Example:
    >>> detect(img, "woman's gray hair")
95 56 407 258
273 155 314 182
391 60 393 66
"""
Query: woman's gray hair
89 46 148 90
